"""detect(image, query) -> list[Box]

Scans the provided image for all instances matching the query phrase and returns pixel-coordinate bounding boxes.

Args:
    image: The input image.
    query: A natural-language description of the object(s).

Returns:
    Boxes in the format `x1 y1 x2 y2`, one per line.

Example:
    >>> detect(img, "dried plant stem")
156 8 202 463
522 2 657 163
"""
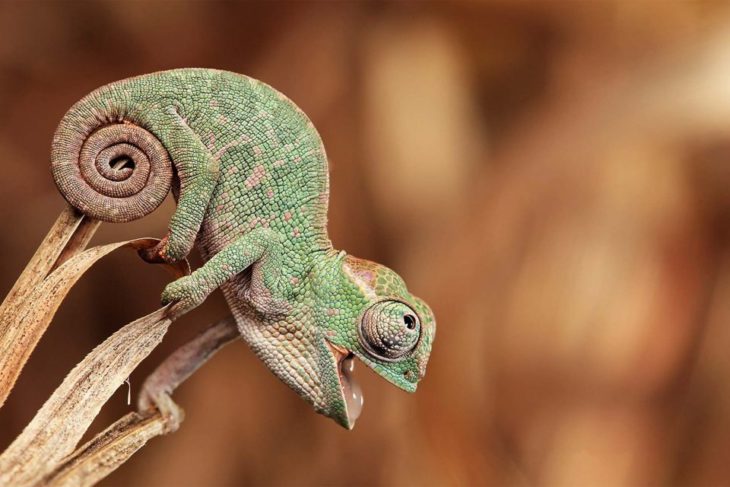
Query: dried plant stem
52 216 102 272
0 207 98 408
0 237 189 486
1 206 85 308
39 317 239 487
0 236 171 412
42 409 168 487
0 204 238 486
0 307 173 487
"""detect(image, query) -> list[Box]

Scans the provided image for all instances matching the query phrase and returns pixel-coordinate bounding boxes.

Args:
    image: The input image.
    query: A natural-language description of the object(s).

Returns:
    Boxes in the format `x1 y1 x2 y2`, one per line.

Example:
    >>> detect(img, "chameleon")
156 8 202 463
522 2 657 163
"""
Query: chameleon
50 68 435 429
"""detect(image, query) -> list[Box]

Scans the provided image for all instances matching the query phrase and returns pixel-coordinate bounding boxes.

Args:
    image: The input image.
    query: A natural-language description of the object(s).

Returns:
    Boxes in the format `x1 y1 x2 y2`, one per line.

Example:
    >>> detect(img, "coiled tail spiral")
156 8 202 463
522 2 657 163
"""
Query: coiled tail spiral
51 99 173 223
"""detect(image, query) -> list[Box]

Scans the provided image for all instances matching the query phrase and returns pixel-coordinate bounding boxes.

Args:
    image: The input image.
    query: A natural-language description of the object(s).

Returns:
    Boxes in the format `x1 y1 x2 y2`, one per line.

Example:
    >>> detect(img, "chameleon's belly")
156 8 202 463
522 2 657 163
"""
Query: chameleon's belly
219 278 257 334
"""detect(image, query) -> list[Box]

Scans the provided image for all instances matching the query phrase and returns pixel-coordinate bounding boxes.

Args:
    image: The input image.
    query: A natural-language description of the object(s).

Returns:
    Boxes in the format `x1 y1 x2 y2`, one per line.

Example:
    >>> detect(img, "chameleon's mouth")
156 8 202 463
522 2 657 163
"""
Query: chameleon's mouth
340 353 364 427
329 343 364 429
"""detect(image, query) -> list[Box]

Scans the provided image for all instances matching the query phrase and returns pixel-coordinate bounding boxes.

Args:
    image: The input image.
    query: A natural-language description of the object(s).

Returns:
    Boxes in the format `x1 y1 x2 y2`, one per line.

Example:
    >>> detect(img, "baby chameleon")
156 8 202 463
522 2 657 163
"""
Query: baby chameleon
51 68 435 428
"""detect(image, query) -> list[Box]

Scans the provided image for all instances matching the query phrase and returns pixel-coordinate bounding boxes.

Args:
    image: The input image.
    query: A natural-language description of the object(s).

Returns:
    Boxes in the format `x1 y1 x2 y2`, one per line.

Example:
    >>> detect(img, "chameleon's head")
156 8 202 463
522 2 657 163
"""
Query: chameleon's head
305 251 436 429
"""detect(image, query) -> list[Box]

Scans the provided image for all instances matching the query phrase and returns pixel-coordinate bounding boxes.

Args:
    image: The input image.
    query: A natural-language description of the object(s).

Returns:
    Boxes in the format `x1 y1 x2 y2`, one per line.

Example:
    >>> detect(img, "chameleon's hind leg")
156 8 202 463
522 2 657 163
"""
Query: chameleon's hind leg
142 108 220 263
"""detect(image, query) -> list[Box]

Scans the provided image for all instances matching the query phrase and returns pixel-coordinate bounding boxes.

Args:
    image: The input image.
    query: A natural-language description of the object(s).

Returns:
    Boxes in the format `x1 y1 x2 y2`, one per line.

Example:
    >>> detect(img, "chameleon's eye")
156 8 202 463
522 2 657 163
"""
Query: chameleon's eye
359 301 421 361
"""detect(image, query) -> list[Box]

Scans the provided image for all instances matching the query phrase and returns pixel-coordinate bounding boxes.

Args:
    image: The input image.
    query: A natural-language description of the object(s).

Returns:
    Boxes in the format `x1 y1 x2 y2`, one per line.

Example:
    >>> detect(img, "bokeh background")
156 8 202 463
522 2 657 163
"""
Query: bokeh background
2 1 730 485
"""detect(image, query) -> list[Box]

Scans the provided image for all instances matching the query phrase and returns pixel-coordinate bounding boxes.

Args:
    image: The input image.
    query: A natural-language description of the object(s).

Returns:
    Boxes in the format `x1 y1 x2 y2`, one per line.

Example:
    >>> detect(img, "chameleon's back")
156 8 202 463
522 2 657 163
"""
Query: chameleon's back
167 70 333 260
52 68 332 268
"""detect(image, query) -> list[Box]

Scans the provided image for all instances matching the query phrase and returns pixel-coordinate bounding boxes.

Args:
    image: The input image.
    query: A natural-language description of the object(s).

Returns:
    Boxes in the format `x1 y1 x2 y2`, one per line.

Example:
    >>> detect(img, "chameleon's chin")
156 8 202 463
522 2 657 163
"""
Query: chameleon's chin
328 343 364 429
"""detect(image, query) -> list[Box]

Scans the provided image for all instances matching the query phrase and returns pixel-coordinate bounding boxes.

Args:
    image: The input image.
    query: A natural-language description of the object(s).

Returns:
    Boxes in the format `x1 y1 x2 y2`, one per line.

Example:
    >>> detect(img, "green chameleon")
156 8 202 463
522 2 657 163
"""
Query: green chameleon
51 68 435 429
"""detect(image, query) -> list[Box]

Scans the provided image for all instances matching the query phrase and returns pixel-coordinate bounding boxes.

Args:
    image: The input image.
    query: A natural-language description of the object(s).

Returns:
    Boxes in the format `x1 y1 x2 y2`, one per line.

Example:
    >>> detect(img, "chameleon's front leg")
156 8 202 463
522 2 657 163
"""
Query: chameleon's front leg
161 228 287 318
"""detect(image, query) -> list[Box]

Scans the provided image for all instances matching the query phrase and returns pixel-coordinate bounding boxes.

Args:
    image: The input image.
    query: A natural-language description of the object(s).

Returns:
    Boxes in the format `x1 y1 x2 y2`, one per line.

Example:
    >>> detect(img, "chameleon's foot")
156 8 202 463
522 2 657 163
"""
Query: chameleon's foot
139 390 185 434
161 274 207 318
139 235 170 264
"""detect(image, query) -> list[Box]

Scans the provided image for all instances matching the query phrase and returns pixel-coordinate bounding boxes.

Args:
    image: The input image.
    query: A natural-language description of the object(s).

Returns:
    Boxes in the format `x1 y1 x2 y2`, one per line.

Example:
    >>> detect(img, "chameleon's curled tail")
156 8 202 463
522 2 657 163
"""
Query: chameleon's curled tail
50 84 173 223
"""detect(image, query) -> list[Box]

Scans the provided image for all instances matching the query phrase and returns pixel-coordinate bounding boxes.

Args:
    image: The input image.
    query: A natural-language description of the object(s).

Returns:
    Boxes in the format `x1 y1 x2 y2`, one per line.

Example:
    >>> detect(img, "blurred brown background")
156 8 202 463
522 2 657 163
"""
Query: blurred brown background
2 1 730 486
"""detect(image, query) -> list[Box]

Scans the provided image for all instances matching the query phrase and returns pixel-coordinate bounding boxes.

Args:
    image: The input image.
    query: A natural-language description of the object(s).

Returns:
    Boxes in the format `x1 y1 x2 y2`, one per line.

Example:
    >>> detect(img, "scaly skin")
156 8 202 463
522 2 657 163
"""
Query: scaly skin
50 68 435 428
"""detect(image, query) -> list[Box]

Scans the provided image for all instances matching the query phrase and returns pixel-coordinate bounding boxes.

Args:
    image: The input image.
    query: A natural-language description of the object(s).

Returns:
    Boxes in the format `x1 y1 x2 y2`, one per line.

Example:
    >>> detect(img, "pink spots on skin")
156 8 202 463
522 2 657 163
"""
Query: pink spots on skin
360 270 375 283
290 276 300 286
217 114 228 124
327 308 339 317
266 188 274 199
245 165 267 189
227 166 238 175
293 156 302 164
210 100 218 108
248 218 261 229
273 159 284 168
252 146 262 156
249 217 271 229
292 227 301 237
283 211 292 222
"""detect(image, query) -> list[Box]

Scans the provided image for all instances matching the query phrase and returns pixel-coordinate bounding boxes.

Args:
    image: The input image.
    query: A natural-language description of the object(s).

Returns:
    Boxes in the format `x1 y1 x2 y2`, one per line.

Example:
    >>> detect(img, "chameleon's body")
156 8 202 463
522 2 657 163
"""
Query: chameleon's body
51 68 435 428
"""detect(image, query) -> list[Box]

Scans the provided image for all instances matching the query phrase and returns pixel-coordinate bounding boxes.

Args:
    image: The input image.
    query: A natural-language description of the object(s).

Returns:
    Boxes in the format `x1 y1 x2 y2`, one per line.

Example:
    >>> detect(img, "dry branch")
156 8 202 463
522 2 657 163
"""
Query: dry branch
0 203 242 486
41 317 239 487
0 207 95 407
0 307 173 486
0 235 189 486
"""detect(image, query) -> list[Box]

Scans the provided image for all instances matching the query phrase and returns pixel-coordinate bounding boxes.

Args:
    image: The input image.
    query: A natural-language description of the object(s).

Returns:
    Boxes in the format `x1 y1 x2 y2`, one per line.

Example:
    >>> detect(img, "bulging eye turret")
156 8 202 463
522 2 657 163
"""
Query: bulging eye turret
359 301 421 360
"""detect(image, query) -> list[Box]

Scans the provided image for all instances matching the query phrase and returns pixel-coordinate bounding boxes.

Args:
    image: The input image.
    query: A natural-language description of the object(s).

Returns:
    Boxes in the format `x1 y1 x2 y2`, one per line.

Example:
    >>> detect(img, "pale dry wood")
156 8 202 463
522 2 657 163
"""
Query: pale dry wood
43 410 167 487
0 206 84 309
52 216 102 272
0 206 97 408
0 236 174 412
41 317 240 487
0 238 190 487
0 306 171 486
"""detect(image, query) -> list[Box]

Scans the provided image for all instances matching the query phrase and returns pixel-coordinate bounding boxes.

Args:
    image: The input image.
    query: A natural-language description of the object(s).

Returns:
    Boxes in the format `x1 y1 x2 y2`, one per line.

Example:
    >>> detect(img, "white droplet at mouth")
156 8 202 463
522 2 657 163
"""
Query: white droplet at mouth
339 353 364 426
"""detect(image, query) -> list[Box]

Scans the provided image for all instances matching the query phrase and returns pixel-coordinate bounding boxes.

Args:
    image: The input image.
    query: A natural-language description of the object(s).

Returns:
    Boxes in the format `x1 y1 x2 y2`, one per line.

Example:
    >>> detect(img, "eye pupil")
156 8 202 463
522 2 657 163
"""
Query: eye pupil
404 314 416 329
